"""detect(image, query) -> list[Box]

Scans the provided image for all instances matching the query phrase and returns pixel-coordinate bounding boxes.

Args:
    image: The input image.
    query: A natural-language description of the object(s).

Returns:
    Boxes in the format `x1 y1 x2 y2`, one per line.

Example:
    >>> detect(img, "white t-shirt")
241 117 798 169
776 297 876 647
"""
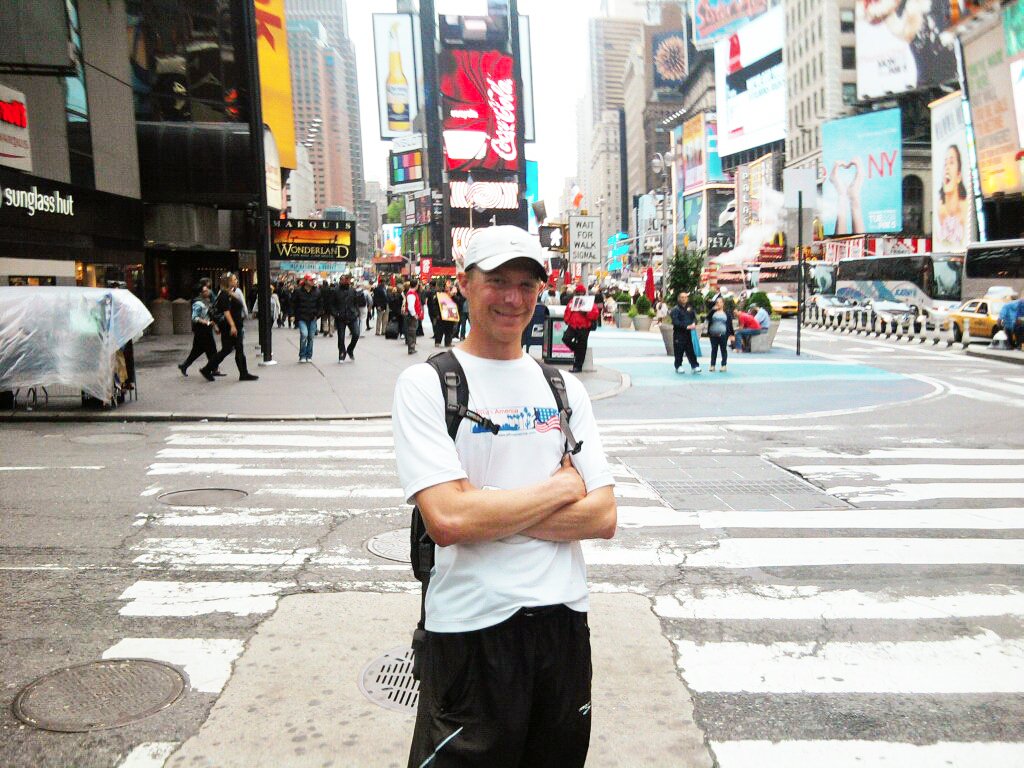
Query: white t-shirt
392 348 615 633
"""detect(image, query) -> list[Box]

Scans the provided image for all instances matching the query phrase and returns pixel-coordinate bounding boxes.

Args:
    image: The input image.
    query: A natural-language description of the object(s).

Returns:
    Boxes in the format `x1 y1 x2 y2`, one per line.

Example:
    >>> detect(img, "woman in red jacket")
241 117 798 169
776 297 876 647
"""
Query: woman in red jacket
562 284 602 373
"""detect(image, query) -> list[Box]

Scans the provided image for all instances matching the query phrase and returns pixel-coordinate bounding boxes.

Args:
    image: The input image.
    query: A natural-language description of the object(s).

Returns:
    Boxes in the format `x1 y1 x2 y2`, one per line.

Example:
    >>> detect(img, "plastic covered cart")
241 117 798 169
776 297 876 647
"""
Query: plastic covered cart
0 287 153 407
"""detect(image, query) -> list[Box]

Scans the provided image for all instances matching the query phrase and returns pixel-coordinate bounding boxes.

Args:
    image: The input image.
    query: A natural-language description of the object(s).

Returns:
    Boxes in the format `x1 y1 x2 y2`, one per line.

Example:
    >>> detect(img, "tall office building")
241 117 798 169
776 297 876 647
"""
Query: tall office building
286 0 367 238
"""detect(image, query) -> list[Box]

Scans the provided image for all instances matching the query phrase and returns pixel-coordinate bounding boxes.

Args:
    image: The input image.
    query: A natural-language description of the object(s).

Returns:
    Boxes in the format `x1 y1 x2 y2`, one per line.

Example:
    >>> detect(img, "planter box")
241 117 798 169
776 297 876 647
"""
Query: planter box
660 322 673 354
616 313 633 329
632 315 653 332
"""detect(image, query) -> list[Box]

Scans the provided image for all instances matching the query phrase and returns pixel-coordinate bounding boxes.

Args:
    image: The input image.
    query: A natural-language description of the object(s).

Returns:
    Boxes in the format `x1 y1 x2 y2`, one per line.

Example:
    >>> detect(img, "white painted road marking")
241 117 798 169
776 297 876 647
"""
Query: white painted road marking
696 507 1024 530
710 740 1024 767
828 482 1024 503
103 638 244 694
116 742 178 768
118 581 289 617
157 448 395 460
165 434 394 448
676 632 1024 693
791 463 1024 481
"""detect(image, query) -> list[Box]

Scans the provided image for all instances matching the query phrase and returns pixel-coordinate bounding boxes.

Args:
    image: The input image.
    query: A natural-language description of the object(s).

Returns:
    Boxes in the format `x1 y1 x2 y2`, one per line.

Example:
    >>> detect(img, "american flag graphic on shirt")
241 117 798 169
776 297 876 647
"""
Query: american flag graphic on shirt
534 407 561 433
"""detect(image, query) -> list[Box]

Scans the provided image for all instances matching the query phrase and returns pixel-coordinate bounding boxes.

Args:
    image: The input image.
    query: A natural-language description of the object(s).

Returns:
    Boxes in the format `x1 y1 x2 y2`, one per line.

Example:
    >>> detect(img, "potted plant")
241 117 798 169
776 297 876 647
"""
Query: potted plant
633 295 653 331
615 290 633 328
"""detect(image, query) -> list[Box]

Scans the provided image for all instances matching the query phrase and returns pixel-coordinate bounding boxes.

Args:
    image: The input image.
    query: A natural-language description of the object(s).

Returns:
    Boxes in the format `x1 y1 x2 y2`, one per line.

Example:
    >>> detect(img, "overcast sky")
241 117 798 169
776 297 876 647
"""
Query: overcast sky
347 0 602 216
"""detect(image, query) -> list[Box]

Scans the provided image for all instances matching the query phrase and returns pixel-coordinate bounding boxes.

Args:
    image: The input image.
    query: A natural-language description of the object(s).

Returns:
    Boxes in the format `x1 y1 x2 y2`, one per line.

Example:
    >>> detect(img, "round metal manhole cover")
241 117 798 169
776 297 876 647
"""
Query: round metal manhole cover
157 488 249 506
358 646 419 714
69 433 148 445
366 529 410 563
12 659 187 732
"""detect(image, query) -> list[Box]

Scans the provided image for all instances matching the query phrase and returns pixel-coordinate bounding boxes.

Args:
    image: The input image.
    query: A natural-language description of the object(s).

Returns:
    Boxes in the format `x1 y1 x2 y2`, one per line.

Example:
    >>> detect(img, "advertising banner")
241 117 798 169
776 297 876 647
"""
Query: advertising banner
735 152 776 243
855 1 957 99
964 24 1022 196
680 113 725 193
389 134 425 194
821 108 903 235
683 192 703 247
569 215 600 264
671 124 686 249
271 219 355 261
691 0 772 49
373 14 420 140
706 186 737 257
449 180 519 209
255 0 296 169
1006 1 1024 147
526 159 539 232
381 223 403 259
440 49 519 173
713 6 786 158
929 91 975 252
652 30 689 89
0 83 31 172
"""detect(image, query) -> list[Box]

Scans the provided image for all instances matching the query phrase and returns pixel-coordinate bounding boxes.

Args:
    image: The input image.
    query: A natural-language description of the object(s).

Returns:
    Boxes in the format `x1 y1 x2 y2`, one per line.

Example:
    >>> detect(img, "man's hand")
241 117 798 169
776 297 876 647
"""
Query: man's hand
553 454 587 505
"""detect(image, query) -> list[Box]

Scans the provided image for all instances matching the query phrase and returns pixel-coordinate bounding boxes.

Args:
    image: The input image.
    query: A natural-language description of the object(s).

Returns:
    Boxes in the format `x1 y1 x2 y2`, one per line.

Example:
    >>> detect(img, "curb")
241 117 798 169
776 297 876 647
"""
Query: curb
965 348 1024 366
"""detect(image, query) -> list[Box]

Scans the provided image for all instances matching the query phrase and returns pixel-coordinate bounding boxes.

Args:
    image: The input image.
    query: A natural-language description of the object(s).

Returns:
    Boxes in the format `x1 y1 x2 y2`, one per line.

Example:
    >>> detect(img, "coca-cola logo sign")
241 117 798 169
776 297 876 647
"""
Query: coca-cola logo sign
440 50 519 172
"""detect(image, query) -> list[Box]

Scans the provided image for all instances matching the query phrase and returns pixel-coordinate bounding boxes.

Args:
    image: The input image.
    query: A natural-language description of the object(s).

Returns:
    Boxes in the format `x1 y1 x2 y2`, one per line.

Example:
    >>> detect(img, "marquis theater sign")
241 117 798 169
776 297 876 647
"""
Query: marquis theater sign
271 219 355 261
440 49 519 173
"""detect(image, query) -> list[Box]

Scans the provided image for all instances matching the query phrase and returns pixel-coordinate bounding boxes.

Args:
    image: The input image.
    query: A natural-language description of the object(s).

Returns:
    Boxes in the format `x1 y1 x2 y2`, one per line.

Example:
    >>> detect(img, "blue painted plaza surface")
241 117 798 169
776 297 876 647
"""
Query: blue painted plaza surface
586 327 934 420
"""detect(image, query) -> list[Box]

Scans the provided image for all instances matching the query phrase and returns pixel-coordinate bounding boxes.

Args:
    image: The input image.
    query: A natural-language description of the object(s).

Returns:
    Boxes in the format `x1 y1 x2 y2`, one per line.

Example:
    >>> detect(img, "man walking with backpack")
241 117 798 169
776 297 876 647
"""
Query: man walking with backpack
333 275 361 362
392 225 617 768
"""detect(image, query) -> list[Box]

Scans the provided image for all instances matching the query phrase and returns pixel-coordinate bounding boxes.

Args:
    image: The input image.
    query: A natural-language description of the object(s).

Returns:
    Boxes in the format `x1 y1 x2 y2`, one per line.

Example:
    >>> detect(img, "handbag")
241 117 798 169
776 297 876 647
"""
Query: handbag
691 328 702 358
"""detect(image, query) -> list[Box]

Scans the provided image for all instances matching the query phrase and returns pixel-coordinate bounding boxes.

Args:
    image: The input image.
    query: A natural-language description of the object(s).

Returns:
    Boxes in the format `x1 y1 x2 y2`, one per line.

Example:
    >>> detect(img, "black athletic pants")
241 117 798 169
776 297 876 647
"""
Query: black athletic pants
209 326 250 377
564 327 590 371
408 605 592 768
182 323 217 371
673 328 698 370
434 319 456 347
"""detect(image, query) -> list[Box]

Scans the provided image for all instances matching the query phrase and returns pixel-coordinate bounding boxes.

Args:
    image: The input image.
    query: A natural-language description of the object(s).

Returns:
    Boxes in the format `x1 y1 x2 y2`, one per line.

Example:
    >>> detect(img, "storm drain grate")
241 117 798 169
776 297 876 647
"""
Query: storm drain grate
366 529 410 563
12 659 187 732
157 488 249 506
649 478 818 497
359 646 419 714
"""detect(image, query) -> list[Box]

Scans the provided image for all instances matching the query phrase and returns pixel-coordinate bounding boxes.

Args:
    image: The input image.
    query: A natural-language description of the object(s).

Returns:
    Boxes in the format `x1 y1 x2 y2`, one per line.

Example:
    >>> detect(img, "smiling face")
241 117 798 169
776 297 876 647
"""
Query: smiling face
943 145 962 195
459 260 544 353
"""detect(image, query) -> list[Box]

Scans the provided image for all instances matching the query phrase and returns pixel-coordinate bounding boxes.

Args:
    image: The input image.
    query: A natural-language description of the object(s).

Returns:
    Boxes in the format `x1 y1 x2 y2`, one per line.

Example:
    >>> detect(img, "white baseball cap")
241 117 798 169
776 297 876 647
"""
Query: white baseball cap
462 225 547 280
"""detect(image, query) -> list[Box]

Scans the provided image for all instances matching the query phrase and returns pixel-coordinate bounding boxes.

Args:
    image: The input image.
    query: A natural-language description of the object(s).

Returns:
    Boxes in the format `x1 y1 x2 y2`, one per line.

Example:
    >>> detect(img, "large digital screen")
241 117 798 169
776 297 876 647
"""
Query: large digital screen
652 30 688 89
821 109 903 236
691 0 773 49
930 92 975 252
372 14 420 140
856 0 957 99
440 49 519 172
449 180 519 209
713 6 786 158
271 219 355 261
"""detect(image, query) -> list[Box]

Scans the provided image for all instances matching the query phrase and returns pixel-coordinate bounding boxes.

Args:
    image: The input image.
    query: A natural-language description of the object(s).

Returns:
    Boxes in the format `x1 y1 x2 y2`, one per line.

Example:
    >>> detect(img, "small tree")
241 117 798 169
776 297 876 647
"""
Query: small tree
744 291 773 315
667 247 705 303
384 197 405 224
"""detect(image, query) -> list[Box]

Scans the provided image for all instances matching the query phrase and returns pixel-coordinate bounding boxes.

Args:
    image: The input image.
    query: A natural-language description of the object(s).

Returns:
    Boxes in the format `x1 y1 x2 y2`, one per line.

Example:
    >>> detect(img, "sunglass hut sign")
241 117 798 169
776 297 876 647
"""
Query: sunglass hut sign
0 182 75 217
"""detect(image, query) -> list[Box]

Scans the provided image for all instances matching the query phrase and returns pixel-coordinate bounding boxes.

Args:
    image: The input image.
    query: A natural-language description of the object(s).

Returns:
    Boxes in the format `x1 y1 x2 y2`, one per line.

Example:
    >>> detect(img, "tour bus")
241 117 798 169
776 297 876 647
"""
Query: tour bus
962 240 1024 299
835 253 963 321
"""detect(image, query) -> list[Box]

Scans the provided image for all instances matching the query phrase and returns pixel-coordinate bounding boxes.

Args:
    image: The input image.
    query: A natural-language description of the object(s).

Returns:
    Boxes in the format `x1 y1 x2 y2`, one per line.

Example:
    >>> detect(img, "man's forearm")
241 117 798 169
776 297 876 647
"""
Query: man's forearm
522 486 616 542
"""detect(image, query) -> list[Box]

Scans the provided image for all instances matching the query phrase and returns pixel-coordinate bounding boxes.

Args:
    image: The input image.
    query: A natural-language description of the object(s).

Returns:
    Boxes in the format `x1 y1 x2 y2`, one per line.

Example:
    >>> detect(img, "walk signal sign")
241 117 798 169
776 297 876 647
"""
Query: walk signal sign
539 225 568 252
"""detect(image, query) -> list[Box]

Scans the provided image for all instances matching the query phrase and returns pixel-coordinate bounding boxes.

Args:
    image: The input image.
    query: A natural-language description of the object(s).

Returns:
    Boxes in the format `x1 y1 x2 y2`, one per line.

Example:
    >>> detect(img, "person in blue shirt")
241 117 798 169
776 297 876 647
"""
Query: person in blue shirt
178 279 219 381
754 304 771 330
999 298 1024 349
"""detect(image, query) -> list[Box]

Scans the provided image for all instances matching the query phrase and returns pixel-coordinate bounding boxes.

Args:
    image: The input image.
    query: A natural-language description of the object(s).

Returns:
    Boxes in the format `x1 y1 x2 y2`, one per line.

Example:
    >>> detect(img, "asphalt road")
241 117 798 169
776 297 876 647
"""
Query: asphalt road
1 323 1022 767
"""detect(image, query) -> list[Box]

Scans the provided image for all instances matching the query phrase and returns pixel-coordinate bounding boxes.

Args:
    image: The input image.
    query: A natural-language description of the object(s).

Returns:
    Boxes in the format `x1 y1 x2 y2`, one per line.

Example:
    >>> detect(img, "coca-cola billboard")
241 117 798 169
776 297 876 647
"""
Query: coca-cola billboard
440 49 519 173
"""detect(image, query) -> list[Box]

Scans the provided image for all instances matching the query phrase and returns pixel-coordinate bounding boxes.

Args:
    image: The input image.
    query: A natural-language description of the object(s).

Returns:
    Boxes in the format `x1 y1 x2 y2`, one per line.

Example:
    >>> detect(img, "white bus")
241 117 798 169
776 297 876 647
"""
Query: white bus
835 253 963 320
962 240 1024 299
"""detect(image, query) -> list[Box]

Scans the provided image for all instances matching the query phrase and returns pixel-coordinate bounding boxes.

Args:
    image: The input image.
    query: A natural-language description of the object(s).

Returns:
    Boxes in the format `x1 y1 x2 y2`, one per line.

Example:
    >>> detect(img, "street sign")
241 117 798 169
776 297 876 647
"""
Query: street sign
606 231 628 246
569 215 600 263
610 243 630 257
539 224 568 252
783 168 817 209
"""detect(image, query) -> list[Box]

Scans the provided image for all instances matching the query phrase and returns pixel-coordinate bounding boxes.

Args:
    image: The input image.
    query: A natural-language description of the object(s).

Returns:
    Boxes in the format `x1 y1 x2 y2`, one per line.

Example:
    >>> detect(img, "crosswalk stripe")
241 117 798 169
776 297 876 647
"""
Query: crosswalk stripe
157 448 395 460
147 463 393 477
116 742 178 768
951 376 1024 397
709 740 1024 767
654 586 1024 620
103 638 244 694
118 581 288 617
171 423 392 433
253 486 405 499
827 482 1024 503
696 508 1024 529
140 507 344 527
945 383 1024 408
767 447 1024 460
131 538 317 568
676 632 1024 693
790 463 1024 481
616 506 698 528
166 434 394 448
684 538 1024 568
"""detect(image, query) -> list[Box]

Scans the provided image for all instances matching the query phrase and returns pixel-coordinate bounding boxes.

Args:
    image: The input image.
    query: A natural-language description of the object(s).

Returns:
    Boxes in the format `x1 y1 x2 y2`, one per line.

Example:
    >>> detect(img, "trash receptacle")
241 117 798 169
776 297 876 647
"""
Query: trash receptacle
150 298 172 335
171 298 191 335
542 305 575 364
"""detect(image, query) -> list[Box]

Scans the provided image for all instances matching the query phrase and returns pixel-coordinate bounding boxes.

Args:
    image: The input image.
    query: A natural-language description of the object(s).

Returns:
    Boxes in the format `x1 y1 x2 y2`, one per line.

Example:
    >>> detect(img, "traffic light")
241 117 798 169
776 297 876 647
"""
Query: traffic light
539 224 568 252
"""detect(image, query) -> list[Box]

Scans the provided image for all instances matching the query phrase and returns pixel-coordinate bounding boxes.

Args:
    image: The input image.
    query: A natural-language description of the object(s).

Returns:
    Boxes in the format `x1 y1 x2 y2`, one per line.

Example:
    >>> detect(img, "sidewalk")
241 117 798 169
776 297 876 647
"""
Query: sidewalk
966 345 1024 366
2 324 628 421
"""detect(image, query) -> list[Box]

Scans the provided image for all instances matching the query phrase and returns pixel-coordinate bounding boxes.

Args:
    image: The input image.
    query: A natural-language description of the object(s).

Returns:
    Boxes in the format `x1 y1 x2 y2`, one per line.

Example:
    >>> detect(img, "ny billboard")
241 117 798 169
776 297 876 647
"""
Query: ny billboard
690 0 773 49
856 1 957 99
821 109 903 236
440 49 519 173
373 14 420 140
713 6 786 158
930 92 975 252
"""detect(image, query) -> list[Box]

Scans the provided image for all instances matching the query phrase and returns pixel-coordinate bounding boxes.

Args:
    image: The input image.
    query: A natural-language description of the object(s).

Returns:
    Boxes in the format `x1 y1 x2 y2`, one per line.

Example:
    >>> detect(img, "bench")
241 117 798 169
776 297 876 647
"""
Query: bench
747 320 780 353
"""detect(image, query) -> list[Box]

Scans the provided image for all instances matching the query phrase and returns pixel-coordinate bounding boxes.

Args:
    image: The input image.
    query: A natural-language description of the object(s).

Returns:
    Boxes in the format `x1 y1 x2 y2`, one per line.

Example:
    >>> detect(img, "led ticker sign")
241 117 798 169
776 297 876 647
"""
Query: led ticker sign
440 49 519 172
449 180 518 209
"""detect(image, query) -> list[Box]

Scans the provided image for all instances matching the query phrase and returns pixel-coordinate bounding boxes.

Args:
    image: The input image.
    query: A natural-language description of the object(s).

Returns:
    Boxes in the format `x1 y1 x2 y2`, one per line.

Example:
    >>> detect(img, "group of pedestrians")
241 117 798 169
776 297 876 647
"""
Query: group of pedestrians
383 277 469 355
670 292 772 374
178 272 259 382
286 274 373 363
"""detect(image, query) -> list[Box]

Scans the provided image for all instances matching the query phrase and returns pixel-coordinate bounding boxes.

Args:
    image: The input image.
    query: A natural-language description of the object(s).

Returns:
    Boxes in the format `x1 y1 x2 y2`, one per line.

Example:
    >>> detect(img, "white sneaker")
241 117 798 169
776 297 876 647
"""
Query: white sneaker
692 367 702 374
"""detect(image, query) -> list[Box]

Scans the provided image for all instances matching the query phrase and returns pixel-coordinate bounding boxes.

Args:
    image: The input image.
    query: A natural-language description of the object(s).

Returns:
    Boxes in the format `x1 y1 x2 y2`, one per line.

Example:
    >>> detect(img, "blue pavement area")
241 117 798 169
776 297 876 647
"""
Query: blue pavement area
587 327 935 421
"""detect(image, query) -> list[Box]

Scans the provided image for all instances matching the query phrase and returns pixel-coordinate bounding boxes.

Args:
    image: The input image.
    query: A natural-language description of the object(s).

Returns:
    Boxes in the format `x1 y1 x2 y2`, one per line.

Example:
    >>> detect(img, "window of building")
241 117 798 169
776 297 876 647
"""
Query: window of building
842 82 857 105
840 10 855 34
841 46 856 70
64 0 94 188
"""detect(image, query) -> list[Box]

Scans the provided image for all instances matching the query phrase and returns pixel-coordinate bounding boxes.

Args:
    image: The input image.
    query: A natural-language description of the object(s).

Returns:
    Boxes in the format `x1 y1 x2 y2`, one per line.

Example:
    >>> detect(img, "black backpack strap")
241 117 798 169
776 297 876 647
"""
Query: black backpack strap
427 350 500 439
535 359 583 456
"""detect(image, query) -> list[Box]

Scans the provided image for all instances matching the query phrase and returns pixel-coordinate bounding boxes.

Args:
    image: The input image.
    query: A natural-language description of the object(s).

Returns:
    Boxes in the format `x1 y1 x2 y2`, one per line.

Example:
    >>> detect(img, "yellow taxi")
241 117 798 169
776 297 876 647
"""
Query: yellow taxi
766 292 799 317
948 297 1009 342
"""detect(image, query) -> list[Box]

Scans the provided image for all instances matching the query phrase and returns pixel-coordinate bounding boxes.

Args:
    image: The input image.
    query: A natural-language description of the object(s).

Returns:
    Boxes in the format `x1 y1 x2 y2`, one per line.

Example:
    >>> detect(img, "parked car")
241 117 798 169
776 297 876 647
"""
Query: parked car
766 292 798 317
948 297 1011 342
864 298 915 326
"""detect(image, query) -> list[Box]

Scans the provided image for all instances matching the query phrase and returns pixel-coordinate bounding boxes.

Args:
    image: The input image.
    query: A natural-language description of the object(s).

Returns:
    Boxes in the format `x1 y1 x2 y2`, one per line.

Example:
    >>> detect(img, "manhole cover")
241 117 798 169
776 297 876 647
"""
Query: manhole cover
358 647 418 714
69 433 148 445
367 529 410 563
157 488 249 506
12 659 187 732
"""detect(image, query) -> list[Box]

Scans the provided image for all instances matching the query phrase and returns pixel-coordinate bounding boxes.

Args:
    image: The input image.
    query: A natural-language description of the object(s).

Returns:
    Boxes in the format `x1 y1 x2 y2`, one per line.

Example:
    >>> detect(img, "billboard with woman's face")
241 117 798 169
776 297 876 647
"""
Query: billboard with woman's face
930 91 975 252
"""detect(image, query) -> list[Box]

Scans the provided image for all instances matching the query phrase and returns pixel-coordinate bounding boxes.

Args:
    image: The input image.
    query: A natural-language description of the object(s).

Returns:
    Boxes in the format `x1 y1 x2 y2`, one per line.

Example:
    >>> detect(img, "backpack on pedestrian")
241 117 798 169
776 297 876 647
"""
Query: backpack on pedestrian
408 350 582 679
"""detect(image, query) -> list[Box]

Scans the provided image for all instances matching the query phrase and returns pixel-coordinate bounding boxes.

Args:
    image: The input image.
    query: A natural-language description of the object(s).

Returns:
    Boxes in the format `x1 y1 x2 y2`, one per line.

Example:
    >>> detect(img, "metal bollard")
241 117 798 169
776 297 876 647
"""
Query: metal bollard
962 318 971 349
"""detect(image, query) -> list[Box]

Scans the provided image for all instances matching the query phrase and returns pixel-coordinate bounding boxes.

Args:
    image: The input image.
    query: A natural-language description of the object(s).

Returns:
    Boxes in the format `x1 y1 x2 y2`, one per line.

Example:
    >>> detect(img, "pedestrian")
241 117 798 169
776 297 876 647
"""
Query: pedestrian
671 290 701 374
275 280 288 328
293 275 322 363
999 298 1024 349
563 284 601 373
541 285 559 307
286 283 298 328
232 278 249 321
733 308 763 352
178 278 219 381
205 272 258 381
560 285 572 305
373 278 390 335
388 285 405 339
654 296 669 326
393 224 616 767
706 297 734 372
603 293 617 326
404 280 423 355
422 279 438 339
360 282 373 332
319 280 335 337
269 284 281 328
754 303 771 331
454 285 469 340
433 281 459 348
334 275 361 362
